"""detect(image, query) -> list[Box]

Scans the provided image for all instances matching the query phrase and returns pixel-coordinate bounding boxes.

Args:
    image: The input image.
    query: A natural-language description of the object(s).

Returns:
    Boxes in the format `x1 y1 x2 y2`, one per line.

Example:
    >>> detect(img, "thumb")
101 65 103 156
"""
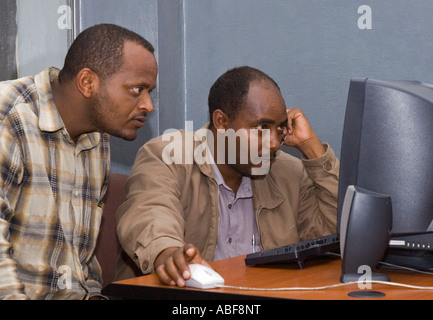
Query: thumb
184 245 211 267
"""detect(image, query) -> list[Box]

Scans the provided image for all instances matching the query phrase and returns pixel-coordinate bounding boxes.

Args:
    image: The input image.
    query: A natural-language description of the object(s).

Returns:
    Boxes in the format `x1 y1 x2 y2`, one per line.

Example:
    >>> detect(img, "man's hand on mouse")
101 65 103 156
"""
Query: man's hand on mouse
154 243 211 287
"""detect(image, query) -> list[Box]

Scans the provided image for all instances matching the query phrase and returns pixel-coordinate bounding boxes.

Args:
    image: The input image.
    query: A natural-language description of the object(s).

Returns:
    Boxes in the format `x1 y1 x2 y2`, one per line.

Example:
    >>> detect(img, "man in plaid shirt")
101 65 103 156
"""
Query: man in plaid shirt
0 24 157 299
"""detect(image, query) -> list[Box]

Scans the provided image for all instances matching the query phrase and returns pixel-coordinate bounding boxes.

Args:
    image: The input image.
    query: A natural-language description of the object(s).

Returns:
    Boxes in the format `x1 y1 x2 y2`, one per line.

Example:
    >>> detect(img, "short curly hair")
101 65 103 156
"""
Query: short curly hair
208 66 280 126
58 24 154 83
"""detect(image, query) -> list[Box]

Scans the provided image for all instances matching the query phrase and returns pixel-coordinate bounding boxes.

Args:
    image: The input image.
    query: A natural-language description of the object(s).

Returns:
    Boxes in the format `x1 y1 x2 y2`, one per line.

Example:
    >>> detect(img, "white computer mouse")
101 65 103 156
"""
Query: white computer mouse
185 264 225 289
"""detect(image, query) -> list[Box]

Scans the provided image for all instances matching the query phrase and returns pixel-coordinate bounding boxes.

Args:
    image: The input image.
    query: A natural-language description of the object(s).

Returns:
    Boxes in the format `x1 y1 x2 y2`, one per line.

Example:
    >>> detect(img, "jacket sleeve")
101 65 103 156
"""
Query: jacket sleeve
296 143 340 240
116 136 187 275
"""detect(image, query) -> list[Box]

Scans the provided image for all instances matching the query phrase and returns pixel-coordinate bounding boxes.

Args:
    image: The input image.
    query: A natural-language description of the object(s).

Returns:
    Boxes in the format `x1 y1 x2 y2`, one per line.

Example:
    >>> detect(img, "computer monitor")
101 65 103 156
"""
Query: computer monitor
338 78 433 271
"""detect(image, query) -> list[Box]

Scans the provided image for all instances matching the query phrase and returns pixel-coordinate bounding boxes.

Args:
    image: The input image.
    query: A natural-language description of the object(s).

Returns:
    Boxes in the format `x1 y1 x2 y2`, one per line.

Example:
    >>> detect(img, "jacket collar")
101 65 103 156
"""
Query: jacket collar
194 123 216 179
251 168 285 210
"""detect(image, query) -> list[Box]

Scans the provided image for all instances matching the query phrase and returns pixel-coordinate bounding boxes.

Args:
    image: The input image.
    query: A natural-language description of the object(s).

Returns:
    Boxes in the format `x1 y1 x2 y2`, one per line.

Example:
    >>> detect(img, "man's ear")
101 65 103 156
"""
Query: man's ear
212 109 230 130
76 68 99 99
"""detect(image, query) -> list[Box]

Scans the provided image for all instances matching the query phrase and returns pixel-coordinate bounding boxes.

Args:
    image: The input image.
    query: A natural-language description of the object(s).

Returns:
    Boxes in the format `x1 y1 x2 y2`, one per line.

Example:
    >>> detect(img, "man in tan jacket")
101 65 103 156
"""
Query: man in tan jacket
115 66 339 287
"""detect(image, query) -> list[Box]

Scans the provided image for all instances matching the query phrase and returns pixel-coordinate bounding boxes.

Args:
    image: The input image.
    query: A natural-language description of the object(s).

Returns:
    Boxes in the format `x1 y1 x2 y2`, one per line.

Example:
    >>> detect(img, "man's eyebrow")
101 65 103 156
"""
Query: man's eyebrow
256 118 276 124
125 81 156 90
279 118 288 126
124 77 151 85
255 118 288 126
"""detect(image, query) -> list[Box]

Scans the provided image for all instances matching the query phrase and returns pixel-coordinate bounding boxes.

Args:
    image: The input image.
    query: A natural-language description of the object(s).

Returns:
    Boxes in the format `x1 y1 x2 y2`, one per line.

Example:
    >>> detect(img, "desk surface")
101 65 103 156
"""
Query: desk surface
104 255 433 300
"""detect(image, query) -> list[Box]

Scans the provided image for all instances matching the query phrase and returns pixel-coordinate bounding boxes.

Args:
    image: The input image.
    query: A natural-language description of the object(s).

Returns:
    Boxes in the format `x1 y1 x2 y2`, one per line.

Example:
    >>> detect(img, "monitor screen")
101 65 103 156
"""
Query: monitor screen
338 78 433 271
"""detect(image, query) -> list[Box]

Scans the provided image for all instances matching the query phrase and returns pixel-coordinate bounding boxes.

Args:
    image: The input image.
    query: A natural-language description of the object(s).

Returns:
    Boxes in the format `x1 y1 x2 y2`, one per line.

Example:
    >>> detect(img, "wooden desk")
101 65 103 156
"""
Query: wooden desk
103 255 433 300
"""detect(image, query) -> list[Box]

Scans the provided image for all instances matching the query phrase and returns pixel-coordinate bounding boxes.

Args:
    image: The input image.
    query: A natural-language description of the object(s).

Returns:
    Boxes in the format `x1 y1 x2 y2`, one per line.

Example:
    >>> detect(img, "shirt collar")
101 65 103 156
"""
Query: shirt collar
209 147 253 198
35 68 65 133
34 67 102 150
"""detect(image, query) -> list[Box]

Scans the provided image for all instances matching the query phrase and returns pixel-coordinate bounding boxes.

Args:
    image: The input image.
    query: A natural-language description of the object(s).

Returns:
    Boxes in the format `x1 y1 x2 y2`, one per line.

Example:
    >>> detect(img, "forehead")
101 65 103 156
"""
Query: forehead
116 42 158 85
237 80 286 124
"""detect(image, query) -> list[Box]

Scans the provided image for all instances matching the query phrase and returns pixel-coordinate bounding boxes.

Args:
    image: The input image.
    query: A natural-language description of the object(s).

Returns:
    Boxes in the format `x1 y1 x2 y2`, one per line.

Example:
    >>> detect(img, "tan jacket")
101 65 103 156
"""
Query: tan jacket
115 129 339 280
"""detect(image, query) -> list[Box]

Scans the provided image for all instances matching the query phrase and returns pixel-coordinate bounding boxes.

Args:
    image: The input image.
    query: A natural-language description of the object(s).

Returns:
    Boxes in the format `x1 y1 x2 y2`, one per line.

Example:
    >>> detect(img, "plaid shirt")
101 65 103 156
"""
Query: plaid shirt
0 68 110 299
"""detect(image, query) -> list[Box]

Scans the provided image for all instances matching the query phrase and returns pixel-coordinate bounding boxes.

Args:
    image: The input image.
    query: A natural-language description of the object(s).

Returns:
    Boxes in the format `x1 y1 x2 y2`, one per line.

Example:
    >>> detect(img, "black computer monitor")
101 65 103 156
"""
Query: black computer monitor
338 78 433 271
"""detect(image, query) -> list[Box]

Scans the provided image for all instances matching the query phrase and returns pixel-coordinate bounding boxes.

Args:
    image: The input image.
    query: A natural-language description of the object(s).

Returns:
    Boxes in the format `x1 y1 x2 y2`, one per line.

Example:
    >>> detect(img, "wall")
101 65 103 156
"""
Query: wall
0 1 17 81
10 0 433 172
16 0 70 77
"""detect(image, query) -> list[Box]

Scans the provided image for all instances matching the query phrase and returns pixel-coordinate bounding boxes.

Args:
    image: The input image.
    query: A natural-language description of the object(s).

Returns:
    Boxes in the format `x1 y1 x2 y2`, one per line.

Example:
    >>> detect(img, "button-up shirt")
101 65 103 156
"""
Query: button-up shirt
0 68 110 299
210 157 261 260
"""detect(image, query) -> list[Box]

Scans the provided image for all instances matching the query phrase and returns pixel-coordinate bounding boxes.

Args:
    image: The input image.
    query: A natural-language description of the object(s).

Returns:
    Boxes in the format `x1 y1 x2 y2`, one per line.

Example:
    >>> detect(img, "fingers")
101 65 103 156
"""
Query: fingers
286 108 294 135
286 108 304 135
156 247 191 287
284 108 315 144
155 244 208 287
284 108 301 146
284 108 325 159
156 263 177 286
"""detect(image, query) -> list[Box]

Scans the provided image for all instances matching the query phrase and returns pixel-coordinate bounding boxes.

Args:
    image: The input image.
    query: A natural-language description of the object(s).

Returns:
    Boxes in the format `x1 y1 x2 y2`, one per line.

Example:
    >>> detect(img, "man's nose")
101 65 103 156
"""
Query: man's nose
139 92 154 113
269 129 281 152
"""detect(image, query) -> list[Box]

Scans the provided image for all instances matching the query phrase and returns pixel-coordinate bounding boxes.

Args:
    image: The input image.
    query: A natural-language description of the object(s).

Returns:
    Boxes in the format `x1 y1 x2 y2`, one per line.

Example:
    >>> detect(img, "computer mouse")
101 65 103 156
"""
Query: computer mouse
185 264 225 289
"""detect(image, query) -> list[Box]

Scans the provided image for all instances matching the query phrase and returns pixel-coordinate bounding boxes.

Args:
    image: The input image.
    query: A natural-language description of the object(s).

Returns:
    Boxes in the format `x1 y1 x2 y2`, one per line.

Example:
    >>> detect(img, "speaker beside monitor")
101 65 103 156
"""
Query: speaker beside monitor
340 185 393 283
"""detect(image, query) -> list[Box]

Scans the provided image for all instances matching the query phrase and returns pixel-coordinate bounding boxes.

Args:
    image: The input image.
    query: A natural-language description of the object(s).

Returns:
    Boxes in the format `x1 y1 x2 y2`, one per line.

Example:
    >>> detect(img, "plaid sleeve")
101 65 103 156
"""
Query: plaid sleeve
0 120 28 299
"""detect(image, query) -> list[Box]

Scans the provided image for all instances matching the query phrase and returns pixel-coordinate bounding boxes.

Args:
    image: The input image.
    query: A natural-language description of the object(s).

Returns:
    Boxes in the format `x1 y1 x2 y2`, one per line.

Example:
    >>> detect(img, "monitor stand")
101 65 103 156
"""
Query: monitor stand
340 271 390 283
